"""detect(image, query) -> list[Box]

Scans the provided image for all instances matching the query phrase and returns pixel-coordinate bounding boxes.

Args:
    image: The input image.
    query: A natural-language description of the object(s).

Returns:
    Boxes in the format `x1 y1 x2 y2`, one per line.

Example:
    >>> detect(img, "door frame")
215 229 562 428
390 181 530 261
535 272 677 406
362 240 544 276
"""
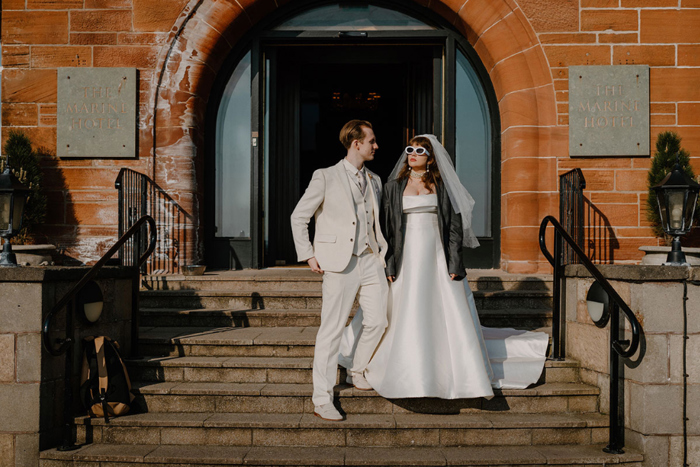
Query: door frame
204 0 501 270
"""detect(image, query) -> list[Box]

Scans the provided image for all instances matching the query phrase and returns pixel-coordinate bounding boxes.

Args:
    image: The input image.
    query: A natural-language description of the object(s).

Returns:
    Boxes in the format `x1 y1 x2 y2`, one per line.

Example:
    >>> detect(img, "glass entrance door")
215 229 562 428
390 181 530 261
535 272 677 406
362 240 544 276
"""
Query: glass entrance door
264 44 438 266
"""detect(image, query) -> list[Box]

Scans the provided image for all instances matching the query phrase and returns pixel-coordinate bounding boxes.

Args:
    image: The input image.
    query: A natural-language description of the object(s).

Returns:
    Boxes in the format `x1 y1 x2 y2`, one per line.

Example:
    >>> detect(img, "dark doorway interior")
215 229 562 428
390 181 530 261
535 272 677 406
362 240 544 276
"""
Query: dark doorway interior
266 44 436 267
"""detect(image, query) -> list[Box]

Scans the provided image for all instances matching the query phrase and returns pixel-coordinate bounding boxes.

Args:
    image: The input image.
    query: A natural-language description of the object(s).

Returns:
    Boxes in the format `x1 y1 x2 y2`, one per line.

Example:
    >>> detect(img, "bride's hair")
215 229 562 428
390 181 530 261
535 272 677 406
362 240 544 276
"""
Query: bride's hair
397 136 443 191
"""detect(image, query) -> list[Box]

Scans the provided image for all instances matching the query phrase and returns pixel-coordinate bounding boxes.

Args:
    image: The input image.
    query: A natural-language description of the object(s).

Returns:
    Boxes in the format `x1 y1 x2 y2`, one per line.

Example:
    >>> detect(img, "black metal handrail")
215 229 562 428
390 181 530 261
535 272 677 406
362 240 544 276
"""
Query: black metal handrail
41 215 156 451
539 214 641 454
115 168 192 275
42 215 157 356
559 169 586 264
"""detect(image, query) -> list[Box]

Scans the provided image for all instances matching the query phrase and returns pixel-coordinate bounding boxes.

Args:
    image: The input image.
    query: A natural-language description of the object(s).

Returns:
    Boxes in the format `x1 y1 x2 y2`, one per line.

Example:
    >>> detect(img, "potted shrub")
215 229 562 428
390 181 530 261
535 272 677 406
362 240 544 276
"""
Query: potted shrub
1 130 53 265
640 131 700 264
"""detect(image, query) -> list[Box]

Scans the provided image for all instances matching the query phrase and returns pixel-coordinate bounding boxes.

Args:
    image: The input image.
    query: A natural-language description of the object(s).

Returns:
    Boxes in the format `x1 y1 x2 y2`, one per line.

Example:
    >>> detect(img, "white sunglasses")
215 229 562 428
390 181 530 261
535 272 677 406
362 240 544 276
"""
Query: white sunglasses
405 146 430 156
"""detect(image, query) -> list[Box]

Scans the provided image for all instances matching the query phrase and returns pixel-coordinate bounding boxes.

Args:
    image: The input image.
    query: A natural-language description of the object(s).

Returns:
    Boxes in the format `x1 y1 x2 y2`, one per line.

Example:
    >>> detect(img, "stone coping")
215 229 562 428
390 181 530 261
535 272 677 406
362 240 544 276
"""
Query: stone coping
0 265 136 282
565 263 700 281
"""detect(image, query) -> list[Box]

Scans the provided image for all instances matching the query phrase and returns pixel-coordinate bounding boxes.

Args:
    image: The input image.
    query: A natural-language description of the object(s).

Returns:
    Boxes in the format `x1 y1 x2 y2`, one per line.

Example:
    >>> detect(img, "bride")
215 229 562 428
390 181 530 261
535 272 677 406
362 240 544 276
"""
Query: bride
338 134 549 399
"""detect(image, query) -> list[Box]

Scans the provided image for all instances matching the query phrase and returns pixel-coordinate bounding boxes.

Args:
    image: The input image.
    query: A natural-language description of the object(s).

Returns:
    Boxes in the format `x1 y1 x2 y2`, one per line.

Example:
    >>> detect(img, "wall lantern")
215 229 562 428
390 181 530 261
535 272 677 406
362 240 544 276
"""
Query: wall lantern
586 281 611 328
77 281 104 323
653 157 700 265
0 163 31 267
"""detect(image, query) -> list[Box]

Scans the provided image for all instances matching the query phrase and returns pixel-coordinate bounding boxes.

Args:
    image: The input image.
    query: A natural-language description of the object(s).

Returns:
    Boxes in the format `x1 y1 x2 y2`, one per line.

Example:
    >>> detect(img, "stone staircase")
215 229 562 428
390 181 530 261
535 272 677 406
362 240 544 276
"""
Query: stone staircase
40 269 643 466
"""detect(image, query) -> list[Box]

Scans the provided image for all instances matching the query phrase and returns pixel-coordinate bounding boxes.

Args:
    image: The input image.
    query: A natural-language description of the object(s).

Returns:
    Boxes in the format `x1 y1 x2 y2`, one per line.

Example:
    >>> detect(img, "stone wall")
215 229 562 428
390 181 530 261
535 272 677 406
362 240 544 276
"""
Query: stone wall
0 266 134 467
565 264 700 467
1 0 700 272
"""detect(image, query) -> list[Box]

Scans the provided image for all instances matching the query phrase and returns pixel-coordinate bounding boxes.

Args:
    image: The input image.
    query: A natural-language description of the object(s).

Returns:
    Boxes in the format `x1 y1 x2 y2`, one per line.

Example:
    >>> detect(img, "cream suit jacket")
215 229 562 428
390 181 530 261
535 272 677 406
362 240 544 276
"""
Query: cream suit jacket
290 160 388 273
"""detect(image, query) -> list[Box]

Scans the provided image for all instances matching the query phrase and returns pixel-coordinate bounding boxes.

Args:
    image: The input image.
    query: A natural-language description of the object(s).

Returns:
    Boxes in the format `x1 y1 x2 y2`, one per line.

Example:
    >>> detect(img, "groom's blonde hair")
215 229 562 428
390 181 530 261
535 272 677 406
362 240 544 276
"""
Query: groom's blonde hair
340 120 373 150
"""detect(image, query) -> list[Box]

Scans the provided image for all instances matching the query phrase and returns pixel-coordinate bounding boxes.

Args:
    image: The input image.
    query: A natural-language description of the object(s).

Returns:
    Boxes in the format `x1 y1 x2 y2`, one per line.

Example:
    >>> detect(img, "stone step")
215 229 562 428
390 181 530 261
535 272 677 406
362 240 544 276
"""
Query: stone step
142 269 554 293
71 412 611 448
41 443 643 466
139 289 553 311
127 354 575 386
137 326 553 358
139 307 553 328
129 378 597 415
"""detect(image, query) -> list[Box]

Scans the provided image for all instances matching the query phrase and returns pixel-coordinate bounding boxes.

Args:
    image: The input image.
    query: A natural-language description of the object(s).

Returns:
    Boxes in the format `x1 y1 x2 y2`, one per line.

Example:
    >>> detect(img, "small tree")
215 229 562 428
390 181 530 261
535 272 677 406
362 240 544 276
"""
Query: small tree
646 131 695 237
1 131 48 244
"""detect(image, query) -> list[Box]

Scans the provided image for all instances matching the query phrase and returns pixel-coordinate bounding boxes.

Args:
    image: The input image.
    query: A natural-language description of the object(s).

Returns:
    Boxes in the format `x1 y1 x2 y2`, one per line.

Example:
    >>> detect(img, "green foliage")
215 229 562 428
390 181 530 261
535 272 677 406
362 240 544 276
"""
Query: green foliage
646 131 695 237
1 131 48 244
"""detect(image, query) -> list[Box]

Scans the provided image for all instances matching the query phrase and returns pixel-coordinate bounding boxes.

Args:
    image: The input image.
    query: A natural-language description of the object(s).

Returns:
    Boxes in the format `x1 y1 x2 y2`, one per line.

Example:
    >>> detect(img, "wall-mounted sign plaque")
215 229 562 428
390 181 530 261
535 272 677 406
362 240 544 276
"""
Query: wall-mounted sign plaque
569 65 649 157
57 68 137 158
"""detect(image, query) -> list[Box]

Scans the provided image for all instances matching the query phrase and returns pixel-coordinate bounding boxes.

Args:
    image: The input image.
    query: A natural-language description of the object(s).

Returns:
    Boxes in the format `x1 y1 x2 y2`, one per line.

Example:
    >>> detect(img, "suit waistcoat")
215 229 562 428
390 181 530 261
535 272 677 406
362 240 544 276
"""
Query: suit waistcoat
349 176 379 256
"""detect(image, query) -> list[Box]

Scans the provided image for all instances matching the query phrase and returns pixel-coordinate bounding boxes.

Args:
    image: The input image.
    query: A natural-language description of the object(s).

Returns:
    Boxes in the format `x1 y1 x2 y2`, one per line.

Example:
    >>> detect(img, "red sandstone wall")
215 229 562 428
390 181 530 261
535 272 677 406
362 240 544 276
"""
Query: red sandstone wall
1 0 190 265
519 0 700 266
1 0 699 272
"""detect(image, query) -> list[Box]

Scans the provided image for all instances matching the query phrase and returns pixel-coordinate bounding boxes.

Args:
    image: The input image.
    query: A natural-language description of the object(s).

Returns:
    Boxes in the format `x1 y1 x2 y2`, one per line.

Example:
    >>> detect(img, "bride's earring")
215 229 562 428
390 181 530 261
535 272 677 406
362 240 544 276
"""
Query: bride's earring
426 163 430 173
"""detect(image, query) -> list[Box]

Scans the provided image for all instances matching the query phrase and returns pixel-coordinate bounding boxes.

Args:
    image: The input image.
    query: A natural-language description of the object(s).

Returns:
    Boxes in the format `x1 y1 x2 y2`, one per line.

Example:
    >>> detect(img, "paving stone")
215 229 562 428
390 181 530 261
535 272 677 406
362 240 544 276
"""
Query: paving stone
485 413 588 428
331 395 394 414
216 395 304 413
394 413 492 429
253 428 346 447
74 444 159 462
483 393 568 413
534 444 644 464
345 446 446 465
204 413 302 428
136 356 230 367
300 413 395 429
346 428 440 447
143 394 217 412
261 383 313 396
184 367 268 383
391 397 483 415
243 446 344 465
567 395 599 412
176 328 266 345
267 368 312 383
160 427 252 446
442 445 546 465
531 427 591 445
222 357 313 369
439 428 531 447
145 445 249 464
132 381 181 394
76 412 210 427
102 426 161 444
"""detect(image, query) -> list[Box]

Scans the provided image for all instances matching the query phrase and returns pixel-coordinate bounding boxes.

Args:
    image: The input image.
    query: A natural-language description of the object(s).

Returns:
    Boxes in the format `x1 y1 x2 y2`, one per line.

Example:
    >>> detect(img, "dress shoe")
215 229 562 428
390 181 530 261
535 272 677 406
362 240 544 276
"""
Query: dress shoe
313 403 343 421
347 372 373 391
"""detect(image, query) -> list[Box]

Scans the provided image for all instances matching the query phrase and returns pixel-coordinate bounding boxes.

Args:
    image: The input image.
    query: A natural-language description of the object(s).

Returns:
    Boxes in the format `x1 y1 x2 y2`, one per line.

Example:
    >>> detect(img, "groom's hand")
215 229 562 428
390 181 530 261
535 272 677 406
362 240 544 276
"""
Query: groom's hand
450 274 458 281
387 276 395 283
308 257 324 274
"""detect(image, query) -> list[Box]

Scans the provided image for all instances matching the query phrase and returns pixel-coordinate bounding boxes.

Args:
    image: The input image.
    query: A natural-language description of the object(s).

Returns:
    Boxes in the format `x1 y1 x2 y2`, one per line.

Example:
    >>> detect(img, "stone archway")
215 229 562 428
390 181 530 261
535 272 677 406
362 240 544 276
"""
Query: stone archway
146 0 559 273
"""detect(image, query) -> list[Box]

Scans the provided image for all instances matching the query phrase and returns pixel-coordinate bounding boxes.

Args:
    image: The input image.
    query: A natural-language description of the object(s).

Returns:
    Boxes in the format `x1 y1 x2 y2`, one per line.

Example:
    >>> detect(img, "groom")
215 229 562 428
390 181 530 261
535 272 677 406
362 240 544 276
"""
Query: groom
290 120 389 421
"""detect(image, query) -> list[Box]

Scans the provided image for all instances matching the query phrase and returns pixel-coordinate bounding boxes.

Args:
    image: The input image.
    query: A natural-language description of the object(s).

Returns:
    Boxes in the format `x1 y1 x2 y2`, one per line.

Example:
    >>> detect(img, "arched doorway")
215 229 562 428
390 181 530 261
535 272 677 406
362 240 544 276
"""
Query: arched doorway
204 1 500 270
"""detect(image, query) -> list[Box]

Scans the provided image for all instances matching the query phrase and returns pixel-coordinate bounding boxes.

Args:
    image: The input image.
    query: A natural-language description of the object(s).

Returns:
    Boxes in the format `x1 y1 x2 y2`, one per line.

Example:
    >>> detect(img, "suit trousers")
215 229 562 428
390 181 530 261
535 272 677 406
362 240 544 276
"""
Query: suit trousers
312 252 389 406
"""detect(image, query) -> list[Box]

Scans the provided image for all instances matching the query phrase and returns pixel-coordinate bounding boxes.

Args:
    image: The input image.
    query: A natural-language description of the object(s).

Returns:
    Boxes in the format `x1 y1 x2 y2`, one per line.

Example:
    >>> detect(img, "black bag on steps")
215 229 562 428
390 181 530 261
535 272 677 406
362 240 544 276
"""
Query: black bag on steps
79 336 135 423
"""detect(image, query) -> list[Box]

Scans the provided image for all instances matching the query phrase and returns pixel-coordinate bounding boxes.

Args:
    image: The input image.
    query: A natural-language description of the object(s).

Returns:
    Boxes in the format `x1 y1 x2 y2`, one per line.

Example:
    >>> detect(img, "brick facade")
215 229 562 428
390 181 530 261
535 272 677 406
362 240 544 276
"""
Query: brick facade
2 0 699 273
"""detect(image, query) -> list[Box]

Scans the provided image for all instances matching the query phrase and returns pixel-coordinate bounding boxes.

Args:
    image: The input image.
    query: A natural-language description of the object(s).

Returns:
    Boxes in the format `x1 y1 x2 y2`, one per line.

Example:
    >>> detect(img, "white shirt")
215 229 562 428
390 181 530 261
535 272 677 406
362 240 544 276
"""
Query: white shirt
343 158 367 194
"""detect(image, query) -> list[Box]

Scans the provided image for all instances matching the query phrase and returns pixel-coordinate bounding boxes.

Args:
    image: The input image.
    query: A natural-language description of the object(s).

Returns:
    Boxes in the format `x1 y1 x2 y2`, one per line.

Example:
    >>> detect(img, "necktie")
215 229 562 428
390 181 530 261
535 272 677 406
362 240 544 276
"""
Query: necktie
357 170 367 196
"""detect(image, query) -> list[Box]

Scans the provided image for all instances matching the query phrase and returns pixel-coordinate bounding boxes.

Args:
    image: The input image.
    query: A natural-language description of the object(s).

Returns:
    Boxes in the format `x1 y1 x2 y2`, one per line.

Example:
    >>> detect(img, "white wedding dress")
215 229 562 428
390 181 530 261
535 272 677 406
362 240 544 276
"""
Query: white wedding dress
338 194 549 399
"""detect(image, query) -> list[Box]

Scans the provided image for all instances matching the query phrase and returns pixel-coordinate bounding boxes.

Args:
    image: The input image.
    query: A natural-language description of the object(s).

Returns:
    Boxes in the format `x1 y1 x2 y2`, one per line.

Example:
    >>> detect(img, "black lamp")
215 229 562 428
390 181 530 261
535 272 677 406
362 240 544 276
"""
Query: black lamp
653 155 700 265
0 161 31 267
77 280 104 323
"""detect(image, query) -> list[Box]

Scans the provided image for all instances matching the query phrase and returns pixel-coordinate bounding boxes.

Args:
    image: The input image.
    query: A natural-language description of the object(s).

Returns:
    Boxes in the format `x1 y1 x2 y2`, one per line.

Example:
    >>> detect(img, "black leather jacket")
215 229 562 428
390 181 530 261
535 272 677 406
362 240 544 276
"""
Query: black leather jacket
382 177 466 280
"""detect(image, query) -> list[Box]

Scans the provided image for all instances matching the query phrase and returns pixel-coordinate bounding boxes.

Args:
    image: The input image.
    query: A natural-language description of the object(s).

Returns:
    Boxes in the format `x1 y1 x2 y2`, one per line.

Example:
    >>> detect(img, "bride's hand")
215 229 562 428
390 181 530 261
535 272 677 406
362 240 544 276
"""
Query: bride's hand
450 274 457 281
387 276 395 283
